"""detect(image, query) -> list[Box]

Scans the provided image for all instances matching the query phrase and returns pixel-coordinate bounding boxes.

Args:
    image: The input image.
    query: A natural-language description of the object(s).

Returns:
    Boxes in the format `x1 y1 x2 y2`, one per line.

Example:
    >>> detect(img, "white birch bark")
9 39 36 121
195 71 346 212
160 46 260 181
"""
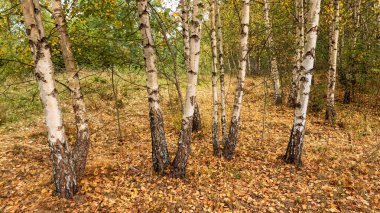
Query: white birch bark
283 0 321 165
21 0 77 198
263 0 282 104
326 0 340 125
288 0 304 107
50 0 90 180
223 0 250 160
216 0 227 144
172 0 202 177
137 0 169 173
210 0 220 156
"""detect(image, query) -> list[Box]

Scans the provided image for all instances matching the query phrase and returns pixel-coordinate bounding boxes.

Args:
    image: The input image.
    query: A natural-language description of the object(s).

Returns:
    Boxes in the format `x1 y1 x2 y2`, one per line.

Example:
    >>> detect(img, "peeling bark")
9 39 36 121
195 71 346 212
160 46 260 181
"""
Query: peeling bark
263 0 282 105
21 0 77 198
283 0 321 165
326 0 340 125
223 0 250 160
50 0 90 180
172 0 202 178
137 0 169 173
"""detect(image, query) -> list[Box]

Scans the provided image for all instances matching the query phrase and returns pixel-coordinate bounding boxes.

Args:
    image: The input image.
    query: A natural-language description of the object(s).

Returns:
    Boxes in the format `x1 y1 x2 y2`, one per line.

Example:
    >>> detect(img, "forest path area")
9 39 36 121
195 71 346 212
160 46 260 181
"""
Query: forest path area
0 75 379 212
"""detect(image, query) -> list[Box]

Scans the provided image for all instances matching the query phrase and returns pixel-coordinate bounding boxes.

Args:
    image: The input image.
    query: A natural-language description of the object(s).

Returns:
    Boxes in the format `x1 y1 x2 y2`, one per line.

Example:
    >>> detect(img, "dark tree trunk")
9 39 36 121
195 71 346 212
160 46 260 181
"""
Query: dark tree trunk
192 101 202 132
223 117 239 160
283 126 304 166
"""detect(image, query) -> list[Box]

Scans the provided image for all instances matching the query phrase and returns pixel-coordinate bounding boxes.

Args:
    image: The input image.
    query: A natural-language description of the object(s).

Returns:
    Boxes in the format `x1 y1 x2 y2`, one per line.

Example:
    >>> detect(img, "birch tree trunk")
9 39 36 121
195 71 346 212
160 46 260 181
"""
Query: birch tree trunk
263 0 282 105
288 0 304 107
223 0 250 160
210 0 220 156
325 0 340 125
137 0 170 173
283 0 321 165
21 0 77 198
216 0 227 144
50 0 90 180
172 0 202 178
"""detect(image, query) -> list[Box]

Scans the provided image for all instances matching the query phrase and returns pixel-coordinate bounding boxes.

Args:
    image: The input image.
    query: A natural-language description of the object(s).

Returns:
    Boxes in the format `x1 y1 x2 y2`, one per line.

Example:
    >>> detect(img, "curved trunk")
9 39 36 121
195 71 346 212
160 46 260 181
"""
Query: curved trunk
288 0 304 107
210 0 220 156
21 0 77 198
263 0 282 105
137 0 170 173
172 0 202 178
325 0 340 125
223 0 250 160
283 0 321 165
216 0 227 144
50 0 90 180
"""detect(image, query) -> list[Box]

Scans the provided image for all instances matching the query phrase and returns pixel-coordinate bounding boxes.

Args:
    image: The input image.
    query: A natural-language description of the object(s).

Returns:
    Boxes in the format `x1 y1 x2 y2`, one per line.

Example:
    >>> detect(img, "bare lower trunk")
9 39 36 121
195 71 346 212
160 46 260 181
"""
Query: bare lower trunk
172 0 202 178
326 0 340 125
223 0 250 160
21 0 77 198
263 0 282 105
210 0 220 156
216 0 227 145
283 0 321 165
192 101 202 131
288 0 304 107
50 0 90 179
137 0 169 173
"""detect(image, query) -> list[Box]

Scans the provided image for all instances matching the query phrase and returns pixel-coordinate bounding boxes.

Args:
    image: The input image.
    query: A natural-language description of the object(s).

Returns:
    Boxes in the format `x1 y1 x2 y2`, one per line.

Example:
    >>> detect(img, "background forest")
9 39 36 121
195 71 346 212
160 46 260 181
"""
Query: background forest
0 0 379 211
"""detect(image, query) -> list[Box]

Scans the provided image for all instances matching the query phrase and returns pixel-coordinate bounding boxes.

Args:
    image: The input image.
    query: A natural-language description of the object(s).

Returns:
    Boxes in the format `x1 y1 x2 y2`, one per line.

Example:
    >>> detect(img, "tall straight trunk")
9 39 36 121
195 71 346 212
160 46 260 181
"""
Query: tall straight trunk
21 0 77 198
216 0 227 145
137 0 169 173
50 0 90 180
222 0 250 160
325 0 340 125
263 0 282 105
288 0 304 107
172 0 202 178
210 0 220 156
283 0 321 165
180 0 202 132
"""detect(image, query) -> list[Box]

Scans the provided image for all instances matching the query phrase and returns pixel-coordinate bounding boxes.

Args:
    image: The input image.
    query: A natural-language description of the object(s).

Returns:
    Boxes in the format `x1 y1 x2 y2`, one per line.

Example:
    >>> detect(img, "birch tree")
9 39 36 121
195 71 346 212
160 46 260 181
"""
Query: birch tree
137 0 170 173
288 0 304 107
180 0 202 132
263 0 282 105
50 0 90 180
21 0 77 198
325 0 340 125
210 0 220 156
216 0 227 144
223 0 250 160
283 0 321 165
172 0 202 178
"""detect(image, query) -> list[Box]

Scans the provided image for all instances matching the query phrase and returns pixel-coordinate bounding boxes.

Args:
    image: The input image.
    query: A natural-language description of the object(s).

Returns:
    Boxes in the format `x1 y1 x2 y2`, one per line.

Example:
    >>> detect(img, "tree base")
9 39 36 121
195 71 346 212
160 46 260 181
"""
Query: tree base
223 119 239 161
171 117 192 178
283 126 304 166
192 102 202 132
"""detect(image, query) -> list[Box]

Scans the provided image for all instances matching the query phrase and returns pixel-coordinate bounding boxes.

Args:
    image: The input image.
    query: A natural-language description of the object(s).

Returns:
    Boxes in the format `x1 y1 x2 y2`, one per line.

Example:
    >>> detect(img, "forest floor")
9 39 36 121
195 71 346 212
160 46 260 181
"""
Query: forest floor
0 73 380 212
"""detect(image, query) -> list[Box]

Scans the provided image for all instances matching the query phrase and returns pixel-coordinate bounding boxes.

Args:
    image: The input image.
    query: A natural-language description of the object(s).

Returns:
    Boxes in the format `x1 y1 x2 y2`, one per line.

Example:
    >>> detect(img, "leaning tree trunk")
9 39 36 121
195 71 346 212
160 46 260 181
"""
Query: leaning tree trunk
263 0 282 105
137 0 170 173
288 0 304 107
222 0 250 160
21 0 77 199
210 0 220 156
180 0 202 132
172 0 202 178
50 0 90 180
283 0 321 166
216 0 227 144
325 0 340 125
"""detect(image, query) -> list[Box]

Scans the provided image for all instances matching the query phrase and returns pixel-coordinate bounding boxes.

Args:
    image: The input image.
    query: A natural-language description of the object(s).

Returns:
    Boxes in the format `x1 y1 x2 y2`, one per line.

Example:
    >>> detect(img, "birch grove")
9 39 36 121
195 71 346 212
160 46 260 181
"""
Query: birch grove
263 0 282 105
50 0 90 180
137 0 170 173
223 0 250 160
325 0 340 125
283 0 322 165
21 0 77 198
172 0 203 178
210 0 220 156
